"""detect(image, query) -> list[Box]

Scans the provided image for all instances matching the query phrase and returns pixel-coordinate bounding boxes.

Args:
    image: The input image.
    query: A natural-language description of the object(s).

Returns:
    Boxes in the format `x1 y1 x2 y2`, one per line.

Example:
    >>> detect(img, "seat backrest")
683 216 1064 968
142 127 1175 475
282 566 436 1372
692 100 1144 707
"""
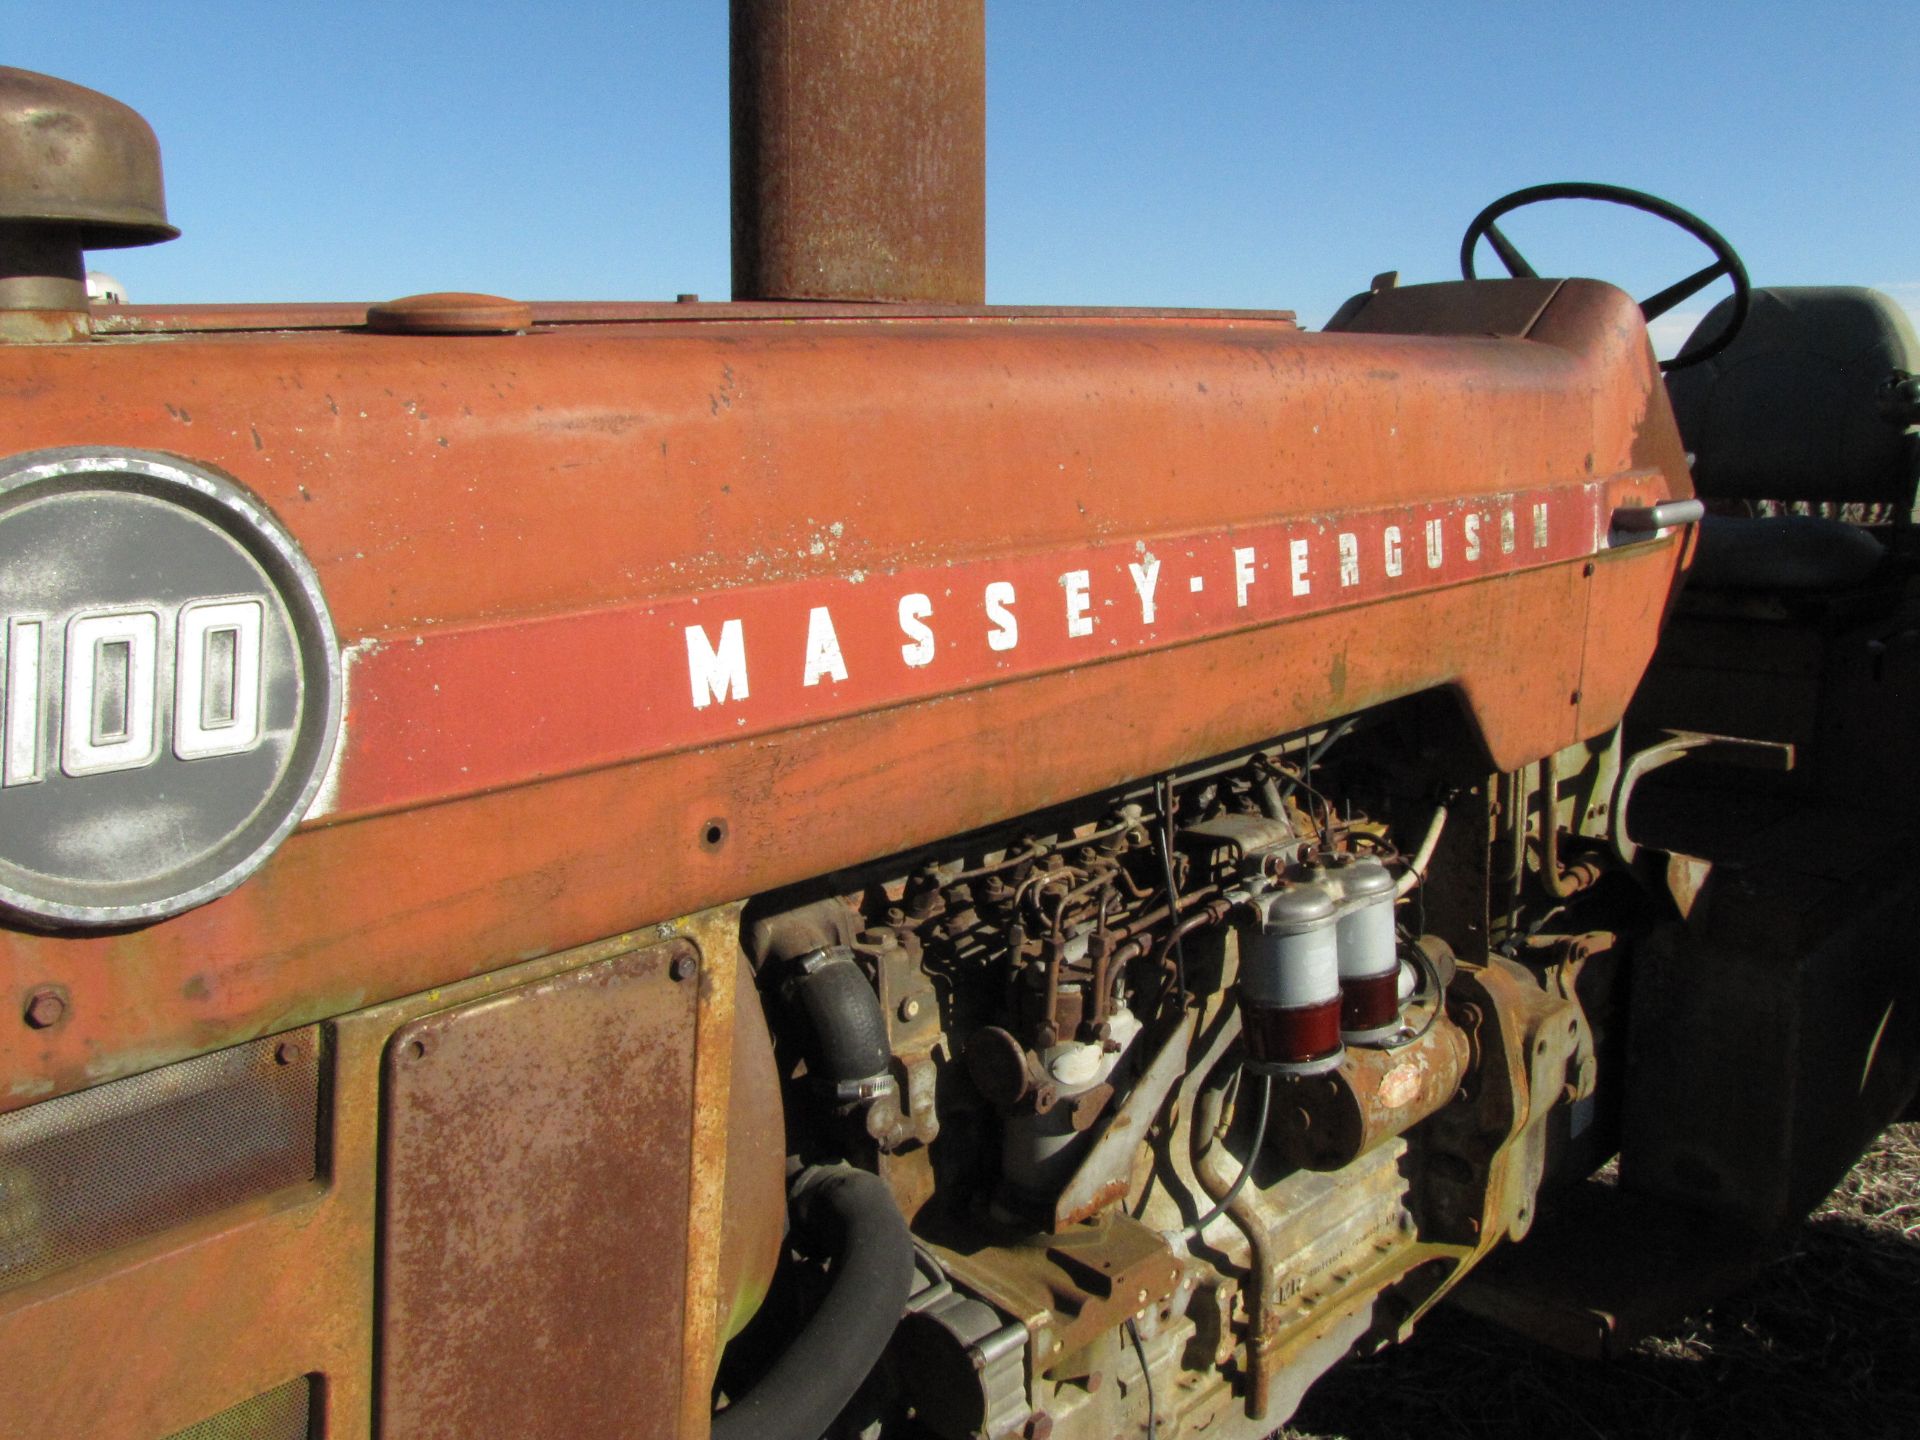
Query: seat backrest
1666 286 1919 507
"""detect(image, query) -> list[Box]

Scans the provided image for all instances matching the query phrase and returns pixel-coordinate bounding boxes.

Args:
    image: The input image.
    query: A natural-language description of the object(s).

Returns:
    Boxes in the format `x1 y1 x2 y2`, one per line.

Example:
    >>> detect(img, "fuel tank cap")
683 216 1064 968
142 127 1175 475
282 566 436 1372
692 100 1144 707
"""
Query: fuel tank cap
366 292 533 335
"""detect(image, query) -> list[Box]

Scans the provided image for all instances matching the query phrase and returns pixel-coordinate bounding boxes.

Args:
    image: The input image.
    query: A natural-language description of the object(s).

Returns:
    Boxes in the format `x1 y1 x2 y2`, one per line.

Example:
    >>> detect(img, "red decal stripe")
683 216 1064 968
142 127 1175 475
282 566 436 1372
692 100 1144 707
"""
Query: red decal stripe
323 482 1618 819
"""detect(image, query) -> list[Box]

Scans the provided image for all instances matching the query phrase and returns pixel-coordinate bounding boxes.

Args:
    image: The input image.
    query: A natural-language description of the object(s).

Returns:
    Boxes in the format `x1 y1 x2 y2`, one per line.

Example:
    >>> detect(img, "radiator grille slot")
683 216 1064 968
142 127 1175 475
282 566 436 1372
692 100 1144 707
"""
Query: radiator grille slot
162 1375 315 1440
0 1030 322 1291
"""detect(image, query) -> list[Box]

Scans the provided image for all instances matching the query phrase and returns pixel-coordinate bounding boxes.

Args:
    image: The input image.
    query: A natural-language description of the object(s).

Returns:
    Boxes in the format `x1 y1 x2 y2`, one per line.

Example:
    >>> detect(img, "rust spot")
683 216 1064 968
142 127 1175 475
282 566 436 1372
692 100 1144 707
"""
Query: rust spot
1054 1177 1132 1228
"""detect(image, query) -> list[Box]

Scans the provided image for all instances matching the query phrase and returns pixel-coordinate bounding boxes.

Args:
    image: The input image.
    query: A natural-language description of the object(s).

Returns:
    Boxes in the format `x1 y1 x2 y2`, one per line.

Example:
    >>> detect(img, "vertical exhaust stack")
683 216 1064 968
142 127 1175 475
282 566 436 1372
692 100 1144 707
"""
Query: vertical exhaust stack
730 0 985 304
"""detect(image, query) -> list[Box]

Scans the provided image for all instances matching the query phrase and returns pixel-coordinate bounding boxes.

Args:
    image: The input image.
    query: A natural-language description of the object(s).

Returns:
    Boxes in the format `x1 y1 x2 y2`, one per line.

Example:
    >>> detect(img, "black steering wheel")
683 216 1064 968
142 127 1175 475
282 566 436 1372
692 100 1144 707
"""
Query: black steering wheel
1460 182 1751 372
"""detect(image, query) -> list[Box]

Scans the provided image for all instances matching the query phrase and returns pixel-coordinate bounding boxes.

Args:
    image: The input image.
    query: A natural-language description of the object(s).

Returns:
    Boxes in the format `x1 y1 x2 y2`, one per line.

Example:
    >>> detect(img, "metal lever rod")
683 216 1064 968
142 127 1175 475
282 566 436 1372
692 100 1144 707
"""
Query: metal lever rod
1612 499 1705 533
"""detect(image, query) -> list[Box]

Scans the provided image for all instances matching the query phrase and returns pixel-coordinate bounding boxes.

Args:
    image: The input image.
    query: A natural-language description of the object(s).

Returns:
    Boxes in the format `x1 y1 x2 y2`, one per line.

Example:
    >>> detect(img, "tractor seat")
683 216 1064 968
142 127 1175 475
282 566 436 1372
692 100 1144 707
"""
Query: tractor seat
1666 286 1919 508
1689 513 1884 592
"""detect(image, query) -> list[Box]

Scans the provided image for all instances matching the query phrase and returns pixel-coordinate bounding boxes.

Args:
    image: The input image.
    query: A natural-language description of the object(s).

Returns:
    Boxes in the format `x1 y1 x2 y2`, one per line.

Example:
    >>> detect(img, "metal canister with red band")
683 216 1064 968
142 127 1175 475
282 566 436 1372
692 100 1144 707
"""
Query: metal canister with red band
1325 854 1403 1043
1239 877 1343 1075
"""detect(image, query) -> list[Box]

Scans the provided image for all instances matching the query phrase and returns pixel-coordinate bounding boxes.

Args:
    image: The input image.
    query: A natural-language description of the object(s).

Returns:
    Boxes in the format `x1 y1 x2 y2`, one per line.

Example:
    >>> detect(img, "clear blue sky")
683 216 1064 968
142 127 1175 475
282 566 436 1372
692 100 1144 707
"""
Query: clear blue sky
15 3 1916 348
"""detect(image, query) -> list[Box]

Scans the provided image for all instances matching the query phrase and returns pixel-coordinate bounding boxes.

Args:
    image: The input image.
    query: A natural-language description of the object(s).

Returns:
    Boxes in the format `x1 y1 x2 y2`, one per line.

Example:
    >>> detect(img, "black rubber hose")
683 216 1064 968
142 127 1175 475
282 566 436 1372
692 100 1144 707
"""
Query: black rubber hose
710 1164 915 1440
789 947 891 1090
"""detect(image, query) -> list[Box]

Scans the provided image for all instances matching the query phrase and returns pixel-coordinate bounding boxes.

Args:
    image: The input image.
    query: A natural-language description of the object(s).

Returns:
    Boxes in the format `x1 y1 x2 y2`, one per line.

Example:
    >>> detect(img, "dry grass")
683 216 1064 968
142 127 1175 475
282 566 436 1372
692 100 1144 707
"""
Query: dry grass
1280 1124 1920 1440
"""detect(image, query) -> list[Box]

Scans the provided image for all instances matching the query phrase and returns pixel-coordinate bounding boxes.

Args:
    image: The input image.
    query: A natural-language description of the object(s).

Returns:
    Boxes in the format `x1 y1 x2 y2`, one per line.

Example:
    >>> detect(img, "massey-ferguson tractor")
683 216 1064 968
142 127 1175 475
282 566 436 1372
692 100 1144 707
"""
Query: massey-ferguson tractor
3 7 1917 1439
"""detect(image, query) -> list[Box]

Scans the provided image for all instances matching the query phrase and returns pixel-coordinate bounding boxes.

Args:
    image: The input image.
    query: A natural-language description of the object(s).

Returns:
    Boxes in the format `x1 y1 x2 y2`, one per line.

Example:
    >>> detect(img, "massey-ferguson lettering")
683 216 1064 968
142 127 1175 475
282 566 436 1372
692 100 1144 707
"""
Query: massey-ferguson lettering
671 495 1569 714
3 15 1918 1440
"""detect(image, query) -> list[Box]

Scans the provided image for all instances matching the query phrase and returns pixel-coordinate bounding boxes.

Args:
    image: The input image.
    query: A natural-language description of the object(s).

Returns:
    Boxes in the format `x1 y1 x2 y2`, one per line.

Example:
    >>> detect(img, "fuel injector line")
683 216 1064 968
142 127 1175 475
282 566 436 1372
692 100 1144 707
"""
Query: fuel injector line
709 1164 915 1440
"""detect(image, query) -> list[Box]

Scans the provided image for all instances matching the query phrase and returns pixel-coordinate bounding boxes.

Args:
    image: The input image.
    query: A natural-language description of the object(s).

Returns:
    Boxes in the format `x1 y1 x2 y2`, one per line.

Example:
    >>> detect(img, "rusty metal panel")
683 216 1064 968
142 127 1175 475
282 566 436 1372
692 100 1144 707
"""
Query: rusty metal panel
0 1095 363 1440
0 920 736 1440
160 1376 313 1440
0 1028 320 1291
379 943 701 1440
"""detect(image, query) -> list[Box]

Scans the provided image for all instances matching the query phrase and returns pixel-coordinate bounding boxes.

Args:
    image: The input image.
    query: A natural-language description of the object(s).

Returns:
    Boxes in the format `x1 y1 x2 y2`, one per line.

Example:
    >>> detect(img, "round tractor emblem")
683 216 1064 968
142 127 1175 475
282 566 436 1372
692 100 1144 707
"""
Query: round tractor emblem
0 448 340 927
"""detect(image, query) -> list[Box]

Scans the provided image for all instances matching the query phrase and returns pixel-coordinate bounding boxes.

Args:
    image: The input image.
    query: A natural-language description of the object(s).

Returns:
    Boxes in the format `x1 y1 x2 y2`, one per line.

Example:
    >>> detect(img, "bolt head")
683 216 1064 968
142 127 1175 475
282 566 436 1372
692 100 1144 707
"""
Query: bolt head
670 953 697 982
898 997 921 1021
23 989 65 1029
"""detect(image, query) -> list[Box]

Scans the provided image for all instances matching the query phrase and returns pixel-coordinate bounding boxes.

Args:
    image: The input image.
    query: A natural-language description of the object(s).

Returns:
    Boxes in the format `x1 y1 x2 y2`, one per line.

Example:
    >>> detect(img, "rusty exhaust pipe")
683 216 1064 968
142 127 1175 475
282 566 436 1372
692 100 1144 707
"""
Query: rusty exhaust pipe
730 0 985 304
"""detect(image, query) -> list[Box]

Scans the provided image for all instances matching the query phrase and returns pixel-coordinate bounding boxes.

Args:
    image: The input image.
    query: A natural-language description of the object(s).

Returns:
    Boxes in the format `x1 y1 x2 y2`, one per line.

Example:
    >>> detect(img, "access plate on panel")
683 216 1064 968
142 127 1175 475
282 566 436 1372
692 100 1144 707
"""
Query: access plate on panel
380 942 700 1440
